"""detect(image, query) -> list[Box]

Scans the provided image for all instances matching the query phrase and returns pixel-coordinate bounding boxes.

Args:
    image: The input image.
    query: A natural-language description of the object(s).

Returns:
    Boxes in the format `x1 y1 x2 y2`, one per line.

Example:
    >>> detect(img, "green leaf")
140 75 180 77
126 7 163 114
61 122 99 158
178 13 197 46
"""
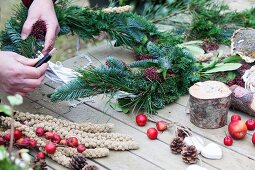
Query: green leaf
0 105 12 116
222 55 242 63
204 63 242 74
110 102 129 114
7 94 23 106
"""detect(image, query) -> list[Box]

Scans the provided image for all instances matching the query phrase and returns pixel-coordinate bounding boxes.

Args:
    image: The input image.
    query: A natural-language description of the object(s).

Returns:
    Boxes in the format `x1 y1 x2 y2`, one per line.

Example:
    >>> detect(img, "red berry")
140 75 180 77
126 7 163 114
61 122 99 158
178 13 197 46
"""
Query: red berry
252 132 255 145
147 128 158 140
136 114 147 127
29 139 37 148
3 133 11 141
36 152 45 159
36 127 44 137
60 139 67 145
45 142 56 154
52 134 61 144
224 136 233 146
77 144 86 153
231 114 241 122
45 132 54 140
67 137 79 147
14 129 22 140
245 119 255 131
0 137 5 145
16 137 30 149
156 121 168 132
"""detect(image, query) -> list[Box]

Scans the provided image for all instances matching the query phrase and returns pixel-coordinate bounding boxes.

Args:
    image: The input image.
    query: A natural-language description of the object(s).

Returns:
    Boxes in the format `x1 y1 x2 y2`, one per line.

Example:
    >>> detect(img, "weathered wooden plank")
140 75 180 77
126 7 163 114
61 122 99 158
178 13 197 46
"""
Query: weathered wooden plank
85 95 255 170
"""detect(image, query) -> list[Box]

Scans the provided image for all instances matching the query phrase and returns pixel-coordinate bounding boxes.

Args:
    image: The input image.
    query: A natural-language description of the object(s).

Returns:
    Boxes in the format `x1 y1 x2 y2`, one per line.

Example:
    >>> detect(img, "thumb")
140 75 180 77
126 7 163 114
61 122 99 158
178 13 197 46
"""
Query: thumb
21 18 37 40
15 55 39 66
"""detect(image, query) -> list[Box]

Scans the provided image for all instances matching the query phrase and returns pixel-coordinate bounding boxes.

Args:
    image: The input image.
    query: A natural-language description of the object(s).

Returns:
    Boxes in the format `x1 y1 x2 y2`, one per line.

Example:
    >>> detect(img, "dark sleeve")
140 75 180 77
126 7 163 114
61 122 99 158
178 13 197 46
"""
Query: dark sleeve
22 0 57 8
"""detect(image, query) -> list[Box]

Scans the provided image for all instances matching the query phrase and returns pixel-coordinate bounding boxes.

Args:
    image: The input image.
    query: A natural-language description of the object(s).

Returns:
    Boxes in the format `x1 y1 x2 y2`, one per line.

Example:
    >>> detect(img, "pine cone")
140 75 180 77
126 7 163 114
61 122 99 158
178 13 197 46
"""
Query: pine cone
176 127 191 140
70 156 88 170
170 137 185 154
82 164 100 170
181 145 199 164
31 158 47 170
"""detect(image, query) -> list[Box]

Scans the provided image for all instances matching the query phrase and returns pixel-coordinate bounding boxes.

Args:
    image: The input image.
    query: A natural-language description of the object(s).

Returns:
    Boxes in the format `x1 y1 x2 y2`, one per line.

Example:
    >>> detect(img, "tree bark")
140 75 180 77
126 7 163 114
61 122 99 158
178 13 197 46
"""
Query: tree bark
189 81 232 129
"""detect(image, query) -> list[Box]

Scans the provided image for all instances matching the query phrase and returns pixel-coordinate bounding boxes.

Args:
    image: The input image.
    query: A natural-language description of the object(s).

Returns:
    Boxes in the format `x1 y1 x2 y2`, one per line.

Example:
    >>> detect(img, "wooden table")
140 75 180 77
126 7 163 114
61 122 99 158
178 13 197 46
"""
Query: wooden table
1 42 255 170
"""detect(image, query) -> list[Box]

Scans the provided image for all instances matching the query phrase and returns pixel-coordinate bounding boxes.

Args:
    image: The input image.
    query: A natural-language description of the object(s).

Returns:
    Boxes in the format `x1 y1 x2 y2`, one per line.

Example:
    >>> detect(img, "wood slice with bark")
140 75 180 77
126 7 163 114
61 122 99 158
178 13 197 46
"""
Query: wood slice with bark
189 81 232 129
230 85 255 117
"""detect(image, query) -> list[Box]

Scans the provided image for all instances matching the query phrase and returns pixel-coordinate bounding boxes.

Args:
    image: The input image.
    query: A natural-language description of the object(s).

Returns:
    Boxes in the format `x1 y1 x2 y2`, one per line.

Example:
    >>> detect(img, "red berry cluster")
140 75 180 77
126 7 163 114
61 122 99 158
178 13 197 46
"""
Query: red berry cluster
135 113 169 140
227 76 245 87
35 127 86 155
0 129 37 149
224 114 255 146
201 38 219 53
31 20 47 40
136 55 153 61
143 67 162 82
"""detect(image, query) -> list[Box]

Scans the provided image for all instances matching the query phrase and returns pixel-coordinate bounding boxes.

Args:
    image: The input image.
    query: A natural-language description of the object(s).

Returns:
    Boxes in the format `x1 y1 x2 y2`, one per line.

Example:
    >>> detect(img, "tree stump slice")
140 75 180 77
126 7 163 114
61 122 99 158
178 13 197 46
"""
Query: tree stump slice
230 85 255 117
189 81 232 129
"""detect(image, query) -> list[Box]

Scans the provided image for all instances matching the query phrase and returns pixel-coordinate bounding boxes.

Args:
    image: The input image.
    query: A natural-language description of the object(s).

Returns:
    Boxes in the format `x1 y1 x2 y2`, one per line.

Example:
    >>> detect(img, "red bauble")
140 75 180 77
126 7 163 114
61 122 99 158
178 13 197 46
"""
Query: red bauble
228 120 247 139
45 142 56 154
0 137 5 145
52 134 61 144
45 132 54 140
67 137 79 147
14 129 22 140
136 114 147 127
231 114 241 122
36 152 45 159
3 133 11 141
245 119 255 131
156 121 168 132
147 128 158 140
36 127 45 137
223 136 233 146
16 137 30 148
29 139 37 148
77 144 86 153
252 132 255 145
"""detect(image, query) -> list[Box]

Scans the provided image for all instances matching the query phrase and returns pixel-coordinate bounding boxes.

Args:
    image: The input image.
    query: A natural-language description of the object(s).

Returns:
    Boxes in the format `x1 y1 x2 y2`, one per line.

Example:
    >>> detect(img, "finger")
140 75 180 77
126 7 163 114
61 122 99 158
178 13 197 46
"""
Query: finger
43 24 58 52
22 75 45 89
22 63 48 79
16 55 39 66
21 17 38 40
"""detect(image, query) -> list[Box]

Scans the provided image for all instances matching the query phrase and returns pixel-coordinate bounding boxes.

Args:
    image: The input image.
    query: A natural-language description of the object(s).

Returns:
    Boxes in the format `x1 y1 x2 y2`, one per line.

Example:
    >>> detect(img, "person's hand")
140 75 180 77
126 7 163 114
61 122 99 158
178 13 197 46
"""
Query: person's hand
0 51 48 96
21 0 60 53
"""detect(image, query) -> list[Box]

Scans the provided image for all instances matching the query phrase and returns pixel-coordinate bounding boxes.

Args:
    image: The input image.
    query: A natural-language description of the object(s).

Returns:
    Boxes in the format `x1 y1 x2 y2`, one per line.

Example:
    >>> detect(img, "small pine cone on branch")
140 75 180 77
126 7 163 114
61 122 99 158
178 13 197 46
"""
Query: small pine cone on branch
181 145 199 164
70 156 88 170
82 164 100 170
170 137 185 154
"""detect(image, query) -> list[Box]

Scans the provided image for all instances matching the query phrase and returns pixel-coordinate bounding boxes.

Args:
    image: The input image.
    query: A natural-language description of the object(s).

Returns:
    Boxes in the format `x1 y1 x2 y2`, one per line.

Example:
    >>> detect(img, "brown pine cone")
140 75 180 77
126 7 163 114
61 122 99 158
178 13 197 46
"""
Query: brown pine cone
70 156 88 170
170 137 185 154
176 126 191 140
31 157 47 170
82 164 100 170
181 145 199 164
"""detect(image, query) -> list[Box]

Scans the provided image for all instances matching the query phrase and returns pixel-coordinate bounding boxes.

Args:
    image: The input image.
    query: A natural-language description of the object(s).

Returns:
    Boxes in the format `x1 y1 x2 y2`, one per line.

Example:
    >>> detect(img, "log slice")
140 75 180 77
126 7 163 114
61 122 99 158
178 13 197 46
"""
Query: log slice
189 81 232 129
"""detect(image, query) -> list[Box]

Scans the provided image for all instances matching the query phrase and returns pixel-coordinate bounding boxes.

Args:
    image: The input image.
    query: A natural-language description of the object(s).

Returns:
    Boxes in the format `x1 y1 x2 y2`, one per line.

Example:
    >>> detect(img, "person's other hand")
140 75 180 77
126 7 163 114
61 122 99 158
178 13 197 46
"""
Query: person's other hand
0 51 48 96
21 0 60 53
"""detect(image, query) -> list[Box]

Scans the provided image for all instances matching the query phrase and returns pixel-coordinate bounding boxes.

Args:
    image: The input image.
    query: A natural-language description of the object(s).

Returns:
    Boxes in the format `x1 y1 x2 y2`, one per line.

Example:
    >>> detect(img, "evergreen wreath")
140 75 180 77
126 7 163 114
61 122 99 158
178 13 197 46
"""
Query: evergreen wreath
0 0 254 114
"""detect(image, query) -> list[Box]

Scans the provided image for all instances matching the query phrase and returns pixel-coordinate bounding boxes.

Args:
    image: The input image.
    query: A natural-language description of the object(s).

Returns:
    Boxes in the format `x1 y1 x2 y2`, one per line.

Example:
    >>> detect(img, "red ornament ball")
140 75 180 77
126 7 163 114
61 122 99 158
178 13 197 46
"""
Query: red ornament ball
231 114 241 122
245 119 255 131
36 127 45 137
136 114 147 127
36 152 45 159
223 136 233 146
29 139 37 148
45 142 56 154
252 132 255 145
67 137 79 148
14 129 22 140
77 144 86 153
156 121 168 132
147 128 158 140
